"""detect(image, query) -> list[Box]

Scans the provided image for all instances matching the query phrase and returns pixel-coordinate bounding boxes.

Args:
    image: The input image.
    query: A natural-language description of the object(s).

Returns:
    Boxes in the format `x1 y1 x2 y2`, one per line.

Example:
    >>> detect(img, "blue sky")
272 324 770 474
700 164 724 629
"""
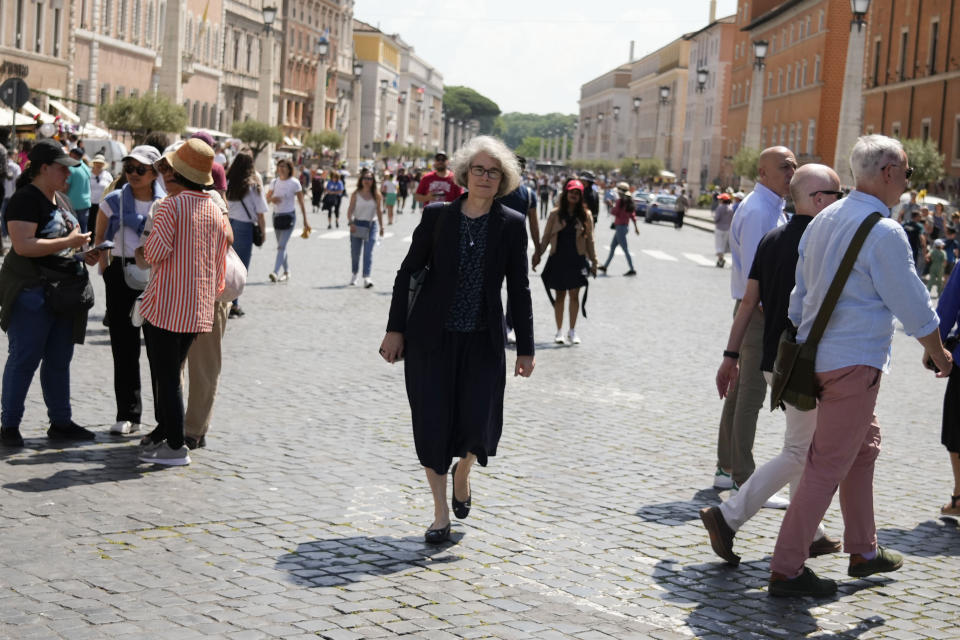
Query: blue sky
363 0 739 115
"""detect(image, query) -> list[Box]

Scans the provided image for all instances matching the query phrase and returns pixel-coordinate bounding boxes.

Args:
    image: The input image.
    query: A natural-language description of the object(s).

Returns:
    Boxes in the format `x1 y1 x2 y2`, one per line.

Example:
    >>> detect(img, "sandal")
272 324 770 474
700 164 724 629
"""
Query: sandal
940 494 960 516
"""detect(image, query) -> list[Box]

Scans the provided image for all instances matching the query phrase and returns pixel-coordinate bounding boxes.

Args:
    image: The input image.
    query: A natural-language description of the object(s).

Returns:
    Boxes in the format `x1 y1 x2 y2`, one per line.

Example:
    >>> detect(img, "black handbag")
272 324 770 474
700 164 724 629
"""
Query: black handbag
770 212 882 411
272 213 294 231
43 271 94 315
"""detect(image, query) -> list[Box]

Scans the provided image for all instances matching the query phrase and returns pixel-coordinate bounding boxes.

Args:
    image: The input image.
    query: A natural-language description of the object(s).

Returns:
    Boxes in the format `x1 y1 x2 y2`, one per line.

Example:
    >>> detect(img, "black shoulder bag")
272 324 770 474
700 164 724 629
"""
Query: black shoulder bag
240 192 264 247
770 212 883 411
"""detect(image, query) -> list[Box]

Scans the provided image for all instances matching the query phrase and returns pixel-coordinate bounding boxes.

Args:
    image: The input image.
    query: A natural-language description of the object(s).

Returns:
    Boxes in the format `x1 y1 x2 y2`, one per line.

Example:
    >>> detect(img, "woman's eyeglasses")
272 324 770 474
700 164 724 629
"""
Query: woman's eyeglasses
469 165 502 180
123 163 150 176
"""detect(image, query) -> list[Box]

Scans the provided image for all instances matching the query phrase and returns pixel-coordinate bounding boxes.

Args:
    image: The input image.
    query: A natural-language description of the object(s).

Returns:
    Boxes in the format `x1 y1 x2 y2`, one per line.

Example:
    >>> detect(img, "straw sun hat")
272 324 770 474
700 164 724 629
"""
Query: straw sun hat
163 138 214 186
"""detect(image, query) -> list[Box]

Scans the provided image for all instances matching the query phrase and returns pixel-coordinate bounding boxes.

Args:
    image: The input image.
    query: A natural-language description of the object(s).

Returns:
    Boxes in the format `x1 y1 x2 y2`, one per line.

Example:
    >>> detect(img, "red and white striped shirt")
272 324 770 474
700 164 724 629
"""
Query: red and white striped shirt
140 190 229 333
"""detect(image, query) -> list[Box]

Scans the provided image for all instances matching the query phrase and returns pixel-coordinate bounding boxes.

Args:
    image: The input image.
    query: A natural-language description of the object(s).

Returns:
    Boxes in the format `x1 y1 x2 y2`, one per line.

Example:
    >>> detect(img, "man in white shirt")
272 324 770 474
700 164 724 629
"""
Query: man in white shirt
713 146 797 504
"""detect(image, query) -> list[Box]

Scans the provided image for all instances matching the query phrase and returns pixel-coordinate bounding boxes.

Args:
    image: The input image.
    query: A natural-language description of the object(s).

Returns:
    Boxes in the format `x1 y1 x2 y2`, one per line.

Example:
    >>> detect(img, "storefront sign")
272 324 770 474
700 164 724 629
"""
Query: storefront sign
0 61 29 78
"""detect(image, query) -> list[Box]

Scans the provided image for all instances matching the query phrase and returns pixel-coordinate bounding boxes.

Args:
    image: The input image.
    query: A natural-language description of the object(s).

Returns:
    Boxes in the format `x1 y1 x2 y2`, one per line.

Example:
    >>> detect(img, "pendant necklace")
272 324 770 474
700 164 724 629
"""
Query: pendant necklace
464 217 475 247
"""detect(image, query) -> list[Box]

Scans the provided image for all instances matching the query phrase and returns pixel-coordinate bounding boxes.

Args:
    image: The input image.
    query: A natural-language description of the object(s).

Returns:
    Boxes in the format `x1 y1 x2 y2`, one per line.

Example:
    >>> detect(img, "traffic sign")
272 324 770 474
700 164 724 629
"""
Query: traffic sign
0 78 29 111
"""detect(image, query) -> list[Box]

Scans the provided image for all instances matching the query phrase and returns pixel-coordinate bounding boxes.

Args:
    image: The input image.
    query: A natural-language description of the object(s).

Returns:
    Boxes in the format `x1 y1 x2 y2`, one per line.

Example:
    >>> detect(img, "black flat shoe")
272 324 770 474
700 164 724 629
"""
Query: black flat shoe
451 461 472 519
424 523 450 544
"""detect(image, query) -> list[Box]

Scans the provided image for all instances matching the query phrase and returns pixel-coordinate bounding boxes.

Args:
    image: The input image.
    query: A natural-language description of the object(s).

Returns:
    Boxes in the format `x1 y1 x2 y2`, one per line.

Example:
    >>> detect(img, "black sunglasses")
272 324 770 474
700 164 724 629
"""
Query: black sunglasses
809 190 844 199
123 163 150 176
881 163 913 179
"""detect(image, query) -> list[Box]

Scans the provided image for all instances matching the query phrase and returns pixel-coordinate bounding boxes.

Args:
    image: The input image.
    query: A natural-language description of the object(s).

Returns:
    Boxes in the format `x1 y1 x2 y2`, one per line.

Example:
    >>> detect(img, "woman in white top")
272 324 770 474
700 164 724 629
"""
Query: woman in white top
225 152 268 317
347 170 384 288
265 159 309 282
93 145 165 436
381 171 398 225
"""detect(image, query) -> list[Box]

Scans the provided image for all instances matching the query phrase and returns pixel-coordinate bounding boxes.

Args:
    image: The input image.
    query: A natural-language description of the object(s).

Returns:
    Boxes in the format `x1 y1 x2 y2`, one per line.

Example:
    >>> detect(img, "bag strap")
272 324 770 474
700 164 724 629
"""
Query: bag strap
239 189 256 224
805 212 883 348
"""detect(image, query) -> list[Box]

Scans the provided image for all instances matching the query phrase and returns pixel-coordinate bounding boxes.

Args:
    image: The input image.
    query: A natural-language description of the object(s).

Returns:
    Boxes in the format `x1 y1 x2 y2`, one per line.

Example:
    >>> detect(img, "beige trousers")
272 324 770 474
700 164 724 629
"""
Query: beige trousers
183 300 229 440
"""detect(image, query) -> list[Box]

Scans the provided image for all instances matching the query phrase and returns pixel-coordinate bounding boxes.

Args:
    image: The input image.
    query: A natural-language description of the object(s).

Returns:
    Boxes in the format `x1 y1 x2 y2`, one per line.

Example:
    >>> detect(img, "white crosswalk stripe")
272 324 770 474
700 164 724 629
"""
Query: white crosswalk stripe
642 249 678 262
683 252 716 266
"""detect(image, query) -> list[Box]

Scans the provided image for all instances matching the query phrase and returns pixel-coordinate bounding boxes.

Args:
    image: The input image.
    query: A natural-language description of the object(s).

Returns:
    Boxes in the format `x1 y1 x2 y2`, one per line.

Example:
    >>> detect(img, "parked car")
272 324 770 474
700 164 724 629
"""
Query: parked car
645 195 680 224
632 192 652 215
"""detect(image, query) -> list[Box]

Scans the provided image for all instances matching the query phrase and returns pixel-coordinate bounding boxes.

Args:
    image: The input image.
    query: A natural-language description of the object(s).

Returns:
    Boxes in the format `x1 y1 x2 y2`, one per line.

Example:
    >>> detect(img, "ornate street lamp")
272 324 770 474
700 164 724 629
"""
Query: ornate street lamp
597 112 604 123
613 105 620 120
398 90 407 104
696 67 709 93
379 79 388 92
314 36 328 59
633 96 642 111
658 86 670 104
753 40 769 69
851 0 871 32
261 4 277 31
352 58 362 78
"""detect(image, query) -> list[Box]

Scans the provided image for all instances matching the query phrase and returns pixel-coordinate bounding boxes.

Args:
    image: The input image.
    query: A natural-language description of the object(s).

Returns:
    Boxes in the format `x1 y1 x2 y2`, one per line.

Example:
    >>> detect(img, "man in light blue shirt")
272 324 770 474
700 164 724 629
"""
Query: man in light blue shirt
713 146 796 501
769 135 953 598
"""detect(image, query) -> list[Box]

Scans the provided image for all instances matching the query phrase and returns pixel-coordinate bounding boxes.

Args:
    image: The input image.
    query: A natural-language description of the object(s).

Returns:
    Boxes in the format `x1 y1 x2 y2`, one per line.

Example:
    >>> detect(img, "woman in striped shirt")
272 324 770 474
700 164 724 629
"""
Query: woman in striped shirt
137 139 230 467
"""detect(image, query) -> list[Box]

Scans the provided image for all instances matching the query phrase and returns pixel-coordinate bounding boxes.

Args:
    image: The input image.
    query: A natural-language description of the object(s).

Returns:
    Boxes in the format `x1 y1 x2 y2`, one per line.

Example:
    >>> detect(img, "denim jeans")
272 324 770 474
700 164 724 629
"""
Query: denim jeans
74 207 90 233
230 219 253 303
1 286 74 429
273 212 295 275
350 219 378 277
604 224 634 270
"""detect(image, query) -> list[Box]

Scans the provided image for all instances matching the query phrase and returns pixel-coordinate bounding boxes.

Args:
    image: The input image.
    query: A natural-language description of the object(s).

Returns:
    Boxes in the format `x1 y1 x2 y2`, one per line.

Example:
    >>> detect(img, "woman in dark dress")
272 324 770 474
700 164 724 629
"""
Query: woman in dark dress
532 179 598 345
379 135 535 543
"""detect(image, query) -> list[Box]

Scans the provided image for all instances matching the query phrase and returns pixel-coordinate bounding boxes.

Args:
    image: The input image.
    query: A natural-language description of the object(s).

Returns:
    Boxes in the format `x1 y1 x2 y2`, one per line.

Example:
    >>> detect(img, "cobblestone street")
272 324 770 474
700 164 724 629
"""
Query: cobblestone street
1 207 958 639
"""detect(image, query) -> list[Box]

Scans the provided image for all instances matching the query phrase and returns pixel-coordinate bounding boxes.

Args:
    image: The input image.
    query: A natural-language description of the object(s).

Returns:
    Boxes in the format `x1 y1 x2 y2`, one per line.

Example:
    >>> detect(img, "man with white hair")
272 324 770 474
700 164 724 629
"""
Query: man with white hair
768 135 953 597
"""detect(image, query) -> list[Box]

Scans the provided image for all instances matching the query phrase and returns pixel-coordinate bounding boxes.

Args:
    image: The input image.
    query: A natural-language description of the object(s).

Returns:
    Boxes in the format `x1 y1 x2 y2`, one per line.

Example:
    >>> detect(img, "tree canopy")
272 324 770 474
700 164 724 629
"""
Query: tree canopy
442 86 500 134
303 130 343 155
901 138 945 188
494 113 578 150
732 147 761 181
99 93 187 145
231 120 282 158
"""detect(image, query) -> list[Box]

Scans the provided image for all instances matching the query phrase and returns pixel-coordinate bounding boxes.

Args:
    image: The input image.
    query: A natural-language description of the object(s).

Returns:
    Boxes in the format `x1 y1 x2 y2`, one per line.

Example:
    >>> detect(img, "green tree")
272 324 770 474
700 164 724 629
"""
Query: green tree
901 138 945 188
494 113 578 150
514 136 542 159
231 120 282 159
619 157 664 181
303 130 343 155
733 147 761 181
443 86 501 133
99 93 187 145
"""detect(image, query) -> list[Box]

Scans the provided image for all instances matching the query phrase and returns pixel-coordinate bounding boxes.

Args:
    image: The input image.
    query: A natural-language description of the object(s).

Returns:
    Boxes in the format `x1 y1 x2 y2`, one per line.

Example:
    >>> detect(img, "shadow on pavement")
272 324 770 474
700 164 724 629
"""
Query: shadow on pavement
877 518 960 556
635 488 719 524
277 534 464 587
653 558 886 638
2 442 160 491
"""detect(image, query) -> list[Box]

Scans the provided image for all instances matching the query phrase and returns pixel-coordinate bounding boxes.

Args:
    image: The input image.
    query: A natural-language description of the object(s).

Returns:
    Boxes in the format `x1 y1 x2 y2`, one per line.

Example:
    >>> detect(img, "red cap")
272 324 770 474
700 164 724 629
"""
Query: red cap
717 193 731 201
565 179 584 192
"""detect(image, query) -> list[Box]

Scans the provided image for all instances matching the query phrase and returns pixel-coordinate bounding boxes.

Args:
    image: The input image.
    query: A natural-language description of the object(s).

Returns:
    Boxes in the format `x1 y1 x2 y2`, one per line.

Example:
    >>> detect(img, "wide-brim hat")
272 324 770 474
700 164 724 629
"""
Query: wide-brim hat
91 154 107 165
163 138 214 186
616 181 630 192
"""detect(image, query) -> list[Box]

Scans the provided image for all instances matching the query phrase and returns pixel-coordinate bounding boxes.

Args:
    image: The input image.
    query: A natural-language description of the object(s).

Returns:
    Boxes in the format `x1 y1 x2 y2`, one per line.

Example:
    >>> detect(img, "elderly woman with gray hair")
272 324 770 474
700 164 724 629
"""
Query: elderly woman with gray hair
379 135 535 544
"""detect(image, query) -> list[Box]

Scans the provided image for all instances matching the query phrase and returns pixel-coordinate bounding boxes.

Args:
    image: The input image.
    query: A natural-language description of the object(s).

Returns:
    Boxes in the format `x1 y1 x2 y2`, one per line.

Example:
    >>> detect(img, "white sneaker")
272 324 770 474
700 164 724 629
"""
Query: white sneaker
363 277 374 289
763 493 790 510
110 420 141 435
280 272 290 282
268 272 278 282
139 442 190 466
350 273 359 286
712 467 734 490
554 330 565 344
506 329 517 344
567 329 580 345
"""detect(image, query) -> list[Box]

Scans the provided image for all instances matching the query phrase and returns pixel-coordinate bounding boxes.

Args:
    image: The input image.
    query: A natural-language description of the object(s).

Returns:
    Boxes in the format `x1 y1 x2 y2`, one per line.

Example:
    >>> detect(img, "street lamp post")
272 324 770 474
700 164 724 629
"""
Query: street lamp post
378 78 389 157
631 96 642 157
346 57 363 171
653 85 670 164
594 112 604 157
257 5 278 175
744 39 768 151
687 67 710 198
310 36 329 134
834 0 872 187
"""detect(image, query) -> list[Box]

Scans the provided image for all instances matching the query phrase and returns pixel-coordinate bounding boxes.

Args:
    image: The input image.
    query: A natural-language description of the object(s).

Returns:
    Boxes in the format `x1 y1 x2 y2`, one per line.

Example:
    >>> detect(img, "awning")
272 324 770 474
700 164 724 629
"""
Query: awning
0 106 36 126
659 170 677 179
282 136 295 146
77 122 111 138
21 101 55 123
48 98 80 124
185 126 231 139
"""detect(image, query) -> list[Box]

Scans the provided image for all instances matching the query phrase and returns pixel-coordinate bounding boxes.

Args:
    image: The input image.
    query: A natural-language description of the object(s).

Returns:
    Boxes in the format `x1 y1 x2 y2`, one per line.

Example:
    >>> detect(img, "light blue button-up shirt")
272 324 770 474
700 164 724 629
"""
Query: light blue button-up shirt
788 189 939 373
729 182 786 299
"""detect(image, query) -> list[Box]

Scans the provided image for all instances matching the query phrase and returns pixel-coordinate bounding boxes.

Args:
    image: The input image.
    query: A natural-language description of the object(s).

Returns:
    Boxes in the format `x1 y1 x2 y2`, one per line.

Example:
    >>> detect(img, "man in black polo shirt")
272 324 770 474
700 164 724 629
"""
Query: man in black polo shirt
700 163 844 567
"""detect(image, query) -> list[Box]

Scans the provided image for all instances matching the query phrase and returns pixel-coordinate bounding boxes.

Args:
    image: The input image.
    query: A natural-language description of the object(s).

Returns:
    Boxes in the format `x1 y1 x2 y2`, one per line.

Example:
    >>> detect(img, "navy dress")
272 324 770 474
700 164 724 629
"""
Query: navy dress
542 222 588 291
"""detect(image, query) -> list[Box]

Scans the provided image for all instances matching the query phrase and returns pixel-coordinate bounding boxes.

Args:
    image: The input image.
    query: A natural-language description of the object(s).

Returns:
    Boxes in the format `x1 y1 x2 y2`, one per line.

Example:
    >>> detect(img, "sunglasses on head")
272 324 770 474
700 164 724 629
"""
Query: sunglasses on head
123 163 150 176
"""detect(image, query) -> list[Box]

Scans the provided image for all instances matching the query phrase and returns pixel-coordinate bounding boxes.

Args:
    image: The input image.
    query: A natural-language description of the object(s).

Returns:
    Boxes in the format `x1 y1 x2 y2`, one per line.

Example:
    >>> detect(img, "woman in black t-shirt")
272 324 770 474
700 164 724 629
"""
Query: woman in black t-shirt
0 140 99 447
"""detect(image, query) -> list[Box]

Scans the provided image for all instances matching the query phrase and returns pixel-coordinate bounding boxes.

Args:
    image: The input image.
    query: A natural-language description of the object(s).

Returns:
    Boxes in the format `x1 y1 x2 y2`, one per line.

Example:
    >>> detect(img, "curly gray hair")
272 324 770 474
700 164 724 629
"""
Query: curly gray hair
850 134 904 184
449 135 521 198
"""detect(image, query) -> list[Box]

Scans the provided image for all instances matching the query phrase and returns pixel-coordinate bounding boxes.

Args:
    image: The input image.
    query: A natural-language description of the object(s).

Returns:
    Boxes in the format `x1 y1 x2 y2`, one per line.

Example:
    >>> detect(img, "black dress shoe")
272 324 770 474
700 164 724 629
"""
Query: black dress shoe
47 421 96 441
450 461 472 519
1 428 24 447
424 523 450 544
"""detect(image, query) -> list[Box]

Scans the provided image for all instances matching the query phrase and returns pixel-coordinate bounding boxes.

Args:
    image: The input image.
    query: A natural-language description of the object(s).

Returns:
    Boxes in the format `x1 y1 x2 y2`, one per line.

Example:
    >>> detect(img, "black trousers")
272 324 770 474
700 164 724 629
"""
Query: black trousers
104 259 144 423
143 322 195 449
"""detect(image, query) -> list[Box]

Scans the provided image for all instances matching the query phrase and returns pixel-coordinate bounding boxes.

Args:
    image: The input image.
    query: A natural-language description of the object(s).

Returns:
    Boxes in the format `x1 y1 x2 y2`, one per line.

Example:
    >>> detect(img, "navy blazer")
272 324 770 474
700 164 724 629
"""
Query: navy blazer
387 196 535 356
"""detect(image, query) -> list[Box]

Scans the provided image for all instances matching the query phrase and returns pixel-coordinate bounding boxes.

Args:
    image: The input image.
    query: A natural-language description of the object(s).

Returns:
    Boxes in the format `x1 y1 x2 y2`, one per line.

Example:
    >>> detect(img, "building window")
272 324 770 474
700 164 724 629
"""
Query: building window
778 69 783 93
247 35 253 73
103 0 112 32
818 10 824 31
921 118 931 141
795 62 801 89
118 0 127 36
899 29 909 80
771 35 776 52
786 67 791 91
892 121 901 138
52 6 61 56
807 119 816 155
100 84 110 105
872 39 882 86
80 0 87 28
145 1 154 44
14 0 24 48
797 121 805 155
929 20 940 75
805 16 810 37
767 72 772 96
780 124 786 146
801 60 808 87
115 86 124 101
761 127 767 147
34 1 42 53
788 123 796 150
233 30 240 68
814 55 821 83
